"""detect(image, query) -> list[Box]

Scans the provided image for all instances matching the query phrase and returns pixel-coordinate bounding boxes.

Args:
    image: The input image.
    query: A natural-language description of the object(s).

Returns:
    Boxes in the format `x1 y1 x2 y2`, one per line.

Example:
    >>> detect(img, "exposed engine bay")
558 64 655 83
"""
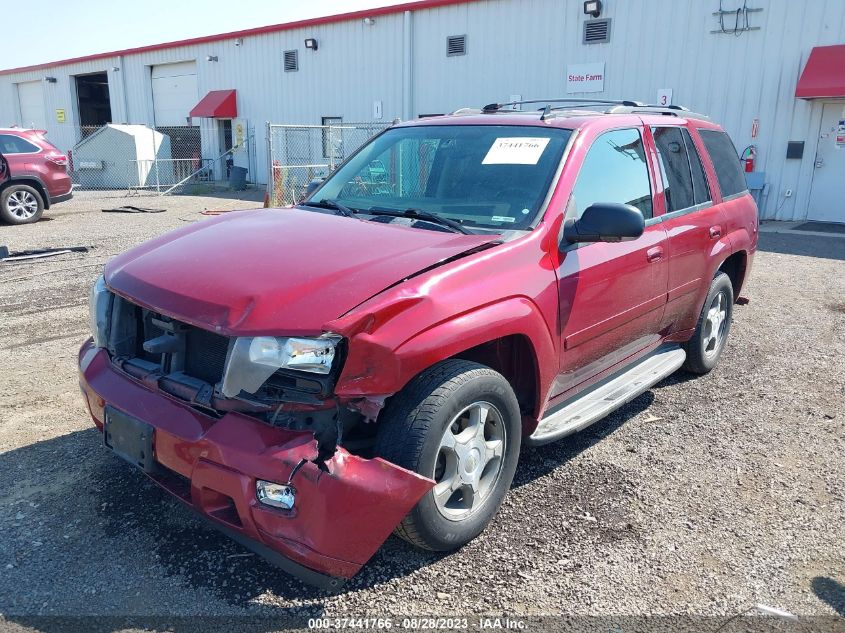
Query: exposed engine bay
101 292 374 471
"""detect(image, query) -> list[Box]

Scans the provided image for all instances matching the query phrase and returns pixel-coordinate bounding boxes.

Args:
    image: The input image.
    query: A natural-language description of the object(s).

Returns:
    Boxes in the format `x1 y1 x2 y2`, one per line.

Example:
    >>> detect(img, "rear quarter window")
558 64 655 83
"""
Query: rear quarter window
699 129 747 199
0 134 40 154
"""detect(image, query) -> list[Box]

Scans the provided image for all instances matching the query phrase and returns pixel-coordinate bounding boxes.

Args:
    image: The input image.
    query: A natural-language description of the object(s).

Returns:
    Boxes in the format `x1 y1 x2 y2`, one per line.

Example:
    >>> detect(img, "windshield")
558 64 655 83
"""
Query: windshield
308 124 572 231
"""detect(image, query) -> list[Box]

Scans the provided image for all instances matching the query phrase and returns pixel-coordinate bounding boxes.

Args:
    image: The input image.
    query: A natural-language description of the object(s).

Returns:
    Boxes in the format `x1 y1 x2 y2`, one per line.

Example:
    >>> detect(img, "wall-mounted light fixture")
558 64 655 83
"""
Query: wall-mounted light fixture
363 17 375 26
111 66 120 72
206 55 219 62
234 38 243 47
304 38 318 51
583 0 602 17
45 76 57 83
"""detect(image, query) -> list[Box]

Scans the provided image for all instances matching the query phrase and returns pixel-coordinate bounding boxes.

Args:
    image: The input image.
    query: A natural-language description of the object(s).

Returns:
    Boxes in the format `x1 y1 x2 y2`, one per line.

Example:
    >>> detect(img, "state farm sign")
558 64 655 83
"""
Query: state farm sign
566 62 605 94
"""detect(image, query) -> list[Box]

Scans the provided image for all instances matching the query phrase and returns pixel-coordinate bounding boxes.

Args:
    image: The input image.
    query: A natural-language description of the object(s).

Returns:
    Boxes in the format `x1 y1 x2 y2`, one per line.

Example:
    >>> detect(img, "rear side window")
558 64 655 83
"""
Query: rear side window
699 129 747 198
684 131 711 205
0 134 40 154
571 128 653 220
651 127 711 212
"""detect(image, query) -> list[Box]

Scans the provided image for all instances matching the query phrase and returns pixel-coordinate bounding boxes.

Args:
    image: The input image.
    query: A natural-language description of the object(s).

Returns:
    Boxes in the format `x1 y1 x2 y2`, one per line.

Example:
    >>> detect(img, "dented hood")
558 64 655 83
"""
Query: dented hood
105 208 494 335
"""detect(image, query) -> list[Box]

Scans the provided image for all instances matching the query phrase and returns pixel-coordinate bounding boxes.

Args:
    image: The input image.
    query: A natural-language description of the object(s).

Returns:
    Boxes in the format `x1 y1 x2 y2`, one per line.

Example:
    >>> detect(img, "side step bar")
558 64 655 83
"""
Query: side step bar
527 345 686 446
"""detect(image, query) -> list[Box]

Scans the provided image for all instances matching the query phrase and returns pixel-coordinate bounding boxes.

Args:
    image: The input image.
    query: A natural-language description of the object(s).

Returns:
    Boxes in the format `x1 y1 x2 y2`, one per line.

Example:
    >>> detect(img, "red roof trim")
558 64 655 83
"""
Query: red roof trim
0 0 476 76
795 44 845 99
190 90 237 118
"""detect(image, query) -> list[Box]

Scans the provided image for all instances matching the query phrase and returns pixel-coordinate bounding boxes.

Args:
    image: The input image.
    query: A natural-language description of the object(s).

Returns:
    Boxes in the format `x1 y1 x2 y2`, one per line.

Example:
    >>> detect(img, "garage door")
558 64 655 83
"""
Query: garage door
17 81 46 130
151 61 198 127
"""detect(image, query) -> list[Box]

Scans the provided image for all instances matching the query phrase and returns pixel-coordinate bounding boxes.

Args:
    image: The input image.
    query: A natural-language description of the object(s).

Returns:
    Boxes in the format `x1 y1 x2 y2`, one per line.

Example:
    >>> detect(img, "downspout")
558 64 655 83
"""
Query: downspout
402 10 414 121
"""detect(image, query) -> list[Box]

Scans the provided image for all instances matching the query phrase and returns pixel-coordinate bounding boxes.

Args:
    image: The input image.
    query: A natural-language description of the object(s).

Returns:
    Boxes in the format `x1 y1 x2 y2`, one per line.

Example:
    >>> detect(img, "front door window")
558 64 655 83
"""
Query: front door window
569 128 653 220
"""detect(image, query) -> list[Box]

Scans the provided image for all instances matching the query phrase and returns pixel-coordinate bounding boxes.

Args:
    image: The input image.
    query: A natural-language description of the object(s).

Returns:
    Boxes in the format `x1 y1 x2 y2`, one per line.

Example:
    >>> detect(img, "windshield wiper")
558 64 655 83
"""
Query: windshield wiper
367 207 471 235
300 199 358 217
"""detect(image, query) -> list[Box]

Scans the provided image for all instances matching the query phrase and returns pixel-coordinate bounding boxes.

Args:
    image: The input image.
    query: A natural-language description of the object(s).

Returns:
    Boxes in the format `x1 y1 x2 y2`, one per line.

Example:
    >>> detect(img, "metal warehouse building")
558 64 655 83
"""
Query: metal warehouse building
1 0 844 221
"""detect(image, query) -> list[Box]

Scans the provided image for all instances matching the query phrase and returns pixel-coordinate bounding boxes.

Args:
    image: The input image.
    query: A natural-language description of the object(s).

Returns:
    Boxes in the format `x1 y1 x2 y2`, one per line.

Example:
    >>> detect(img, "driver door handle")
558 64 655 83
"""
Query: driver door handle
646 246 664 263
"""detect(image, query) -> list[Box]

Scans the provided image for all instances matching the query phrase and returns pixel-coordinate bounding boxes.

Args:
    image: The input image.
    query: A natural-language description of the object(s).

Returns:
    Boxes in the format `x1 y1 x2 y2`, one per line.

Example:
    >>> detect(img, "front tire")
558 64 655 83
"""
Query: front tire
0 184 44 224
374 359 521 551
682 272 734 374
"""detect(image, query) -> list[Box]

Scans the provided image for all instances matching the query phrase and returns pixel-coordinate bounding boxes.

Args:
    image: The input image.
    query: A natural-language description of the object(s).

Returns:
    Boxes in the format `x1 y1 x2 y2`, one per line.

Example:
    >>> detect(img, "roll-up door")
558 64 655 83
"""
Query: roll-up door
151 61 198 127
17 81 47 129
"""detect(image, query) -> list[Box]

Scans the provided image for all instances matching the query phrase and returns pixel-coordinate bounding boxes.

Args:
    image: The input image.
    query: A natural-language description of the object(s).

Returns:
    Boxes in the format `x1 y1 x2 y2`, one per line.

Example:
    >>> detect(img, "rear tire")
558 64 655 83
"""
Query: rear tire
374 359 521 551
0 184 44 224
682 272 734 374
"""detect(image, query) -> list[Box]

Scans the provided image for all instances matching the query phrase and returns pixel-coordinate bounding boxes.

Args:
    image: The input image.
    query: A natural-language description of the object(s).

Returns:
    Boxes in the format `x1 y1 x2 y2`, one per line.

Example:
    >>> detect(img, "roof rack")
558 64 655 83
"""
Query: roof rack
606 104 710 120
454 99 709 121
481 99 708 120
482 98 643 113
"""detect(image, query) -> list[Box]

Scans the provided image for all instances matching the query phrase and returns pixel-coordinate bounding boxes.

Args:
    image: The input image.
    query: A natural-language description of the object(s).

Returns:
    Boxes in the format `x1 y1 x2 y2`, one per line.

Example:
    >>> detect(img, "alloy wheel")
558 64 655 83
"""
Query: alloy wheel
432 401 507 521
7 190 39 220
702 290 729 360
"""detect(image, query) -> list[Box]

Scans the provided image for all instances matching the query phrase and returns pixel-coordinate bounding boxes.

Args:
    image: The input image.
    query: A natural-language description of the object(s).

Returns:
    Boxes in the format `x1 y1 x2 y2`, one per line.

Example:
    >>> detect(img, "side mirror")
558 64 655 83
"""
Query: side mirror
562 202 645 244
303 178 325 200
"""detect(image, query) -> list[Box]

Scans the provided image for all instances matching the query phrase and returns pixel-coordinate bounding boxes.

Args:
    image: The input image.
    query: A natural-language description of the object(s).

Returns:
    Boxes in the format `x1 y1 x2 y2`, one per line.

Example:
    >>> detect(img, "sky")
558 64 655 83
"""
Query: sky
0 0 402 71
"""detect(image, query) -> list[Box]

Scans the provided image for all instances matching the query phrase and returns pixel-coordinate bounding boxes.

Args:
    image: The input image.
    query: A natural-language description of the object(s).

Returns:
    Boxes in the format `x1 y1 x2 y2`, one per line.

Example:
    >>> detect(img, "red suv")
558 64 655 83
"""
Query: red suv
0 128 72 224
79 100 756 588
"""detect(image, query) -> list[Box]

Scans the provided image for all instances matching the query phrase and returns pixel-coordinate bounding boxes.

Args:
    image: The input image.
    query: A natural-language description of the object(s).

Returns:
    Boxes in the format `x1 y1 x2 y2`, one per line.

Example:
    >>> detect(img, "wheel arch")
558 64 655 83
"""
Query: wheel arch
451 333 540 419
1 178 50 209
717 250 748 300
335 296 556 424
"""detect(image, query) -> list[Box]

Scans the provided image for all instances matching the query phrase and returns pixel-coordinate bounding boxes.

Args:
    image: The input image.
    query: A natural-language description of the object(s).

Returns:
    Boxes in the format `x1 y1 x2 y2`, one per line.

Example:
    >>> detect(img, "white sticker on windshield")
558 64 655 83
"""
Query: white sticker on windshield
491 216 516 223
482 137 551 165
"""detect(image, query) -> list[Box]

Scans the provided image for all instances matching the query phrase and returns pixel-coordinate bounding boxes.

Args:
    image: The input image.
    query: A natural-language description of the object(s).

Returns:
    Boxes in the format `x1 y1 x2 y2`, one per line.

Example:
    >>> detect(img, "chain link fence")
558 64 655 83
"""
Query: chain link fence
267 122 391 206
68 123 255 196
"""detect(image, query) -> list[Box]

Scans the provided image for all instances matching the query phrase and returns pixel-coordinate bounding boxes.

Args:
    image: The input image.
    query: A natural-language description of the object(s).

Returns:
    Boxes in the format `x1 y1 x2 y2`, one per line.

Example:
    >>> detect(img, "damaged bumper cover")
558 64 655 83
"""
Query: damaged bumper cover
78 339 433 588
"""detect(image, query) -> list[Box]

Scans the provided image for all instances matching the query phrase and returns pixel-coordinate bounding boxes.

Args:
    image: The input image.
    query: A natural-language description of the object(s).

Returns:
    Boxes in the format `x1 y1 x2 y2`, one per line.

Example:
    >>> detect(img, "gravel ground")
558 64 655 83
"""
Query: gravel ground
0 196 843 627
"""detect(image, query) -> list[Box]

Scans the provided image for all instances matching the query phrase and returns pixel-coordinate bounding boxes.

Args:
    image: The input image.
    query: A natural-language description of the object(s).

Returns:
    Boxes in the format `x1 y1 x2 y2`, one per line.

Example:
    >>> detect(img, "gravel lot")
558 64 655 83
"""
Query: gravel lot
1 194 843 627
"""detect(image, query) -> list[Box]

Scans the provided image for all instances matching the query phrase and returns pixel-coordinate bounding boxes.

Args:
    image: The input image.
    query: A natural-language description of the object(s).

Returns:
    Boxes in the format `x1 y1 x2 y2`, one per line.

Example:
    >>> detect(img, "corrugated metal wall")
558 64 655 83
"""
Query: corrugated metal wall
413 0 845 221
0 13 406 188
1 55 123 154
2 0 844 220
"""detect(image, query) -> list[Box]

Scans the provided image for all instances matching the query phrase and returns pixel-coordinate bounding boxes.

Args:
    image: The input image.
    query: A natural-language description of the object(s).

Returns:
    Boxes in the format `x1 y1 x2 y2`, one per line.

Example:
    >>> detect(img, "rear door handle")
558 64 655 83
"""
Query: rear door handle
709 225 722 239
646 246 664 263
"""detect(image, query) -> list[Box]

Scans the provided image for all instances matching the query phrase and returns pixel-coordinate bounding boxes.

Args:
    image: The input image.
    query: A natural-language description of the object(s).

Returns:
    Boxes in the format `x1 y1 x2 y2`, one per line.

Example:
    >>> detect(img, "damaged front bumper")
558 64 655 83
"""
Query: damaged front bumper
78 339 433 589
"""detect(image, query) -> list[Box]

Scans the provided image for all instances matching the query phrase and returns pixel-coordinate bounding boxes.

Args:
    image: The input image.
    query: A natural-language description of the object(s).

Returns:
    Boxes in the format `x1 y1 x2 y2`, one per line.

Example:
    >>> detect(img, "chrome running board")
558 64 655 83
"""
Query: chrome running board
527 345 686 446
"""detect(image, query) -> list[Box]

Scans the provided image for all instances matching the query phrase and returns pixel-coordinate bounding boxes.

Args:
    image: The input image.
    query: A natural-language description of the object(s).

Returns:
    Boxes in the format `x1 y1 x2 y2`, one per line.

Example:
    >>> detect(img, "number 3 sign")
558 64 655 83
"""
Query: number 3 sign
657 89 673 106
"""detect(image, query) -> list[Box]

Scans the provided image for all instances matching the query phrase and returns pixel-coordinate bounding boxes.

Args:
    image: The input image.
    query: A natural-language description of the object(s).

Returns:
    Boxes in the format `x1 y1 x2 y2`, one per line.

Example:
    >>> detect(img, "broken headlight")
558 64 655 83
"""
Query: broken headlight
220 334 340 398
88 275 113 348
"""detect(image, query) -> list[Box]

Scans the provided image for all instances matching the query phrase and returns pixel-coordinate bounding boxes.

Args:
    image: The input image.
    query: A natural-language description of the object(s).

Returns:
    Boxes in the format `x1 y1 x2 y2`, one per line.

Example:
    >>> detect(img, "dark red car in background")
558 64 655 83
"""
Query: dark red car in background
0 128 72 224
79 99 757 588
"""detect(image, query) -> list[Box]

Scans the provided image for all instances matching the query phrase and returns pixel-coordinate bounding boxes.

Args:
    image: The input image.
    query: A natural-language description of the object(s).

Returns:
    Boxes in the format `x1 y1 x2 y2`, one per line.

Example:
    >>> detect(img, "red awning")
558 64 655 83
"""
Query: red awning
189 90 237 118
796 45 845 99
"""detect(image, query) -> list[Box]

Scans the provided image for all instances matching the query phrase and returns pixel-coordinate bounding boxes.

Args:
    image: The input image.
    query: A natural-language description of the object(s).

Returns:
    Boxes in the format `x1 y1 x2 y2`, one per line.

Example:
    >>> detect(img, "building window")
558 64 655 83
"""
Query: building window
283 50 299 72
447 35 467 56
322 116 342 159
